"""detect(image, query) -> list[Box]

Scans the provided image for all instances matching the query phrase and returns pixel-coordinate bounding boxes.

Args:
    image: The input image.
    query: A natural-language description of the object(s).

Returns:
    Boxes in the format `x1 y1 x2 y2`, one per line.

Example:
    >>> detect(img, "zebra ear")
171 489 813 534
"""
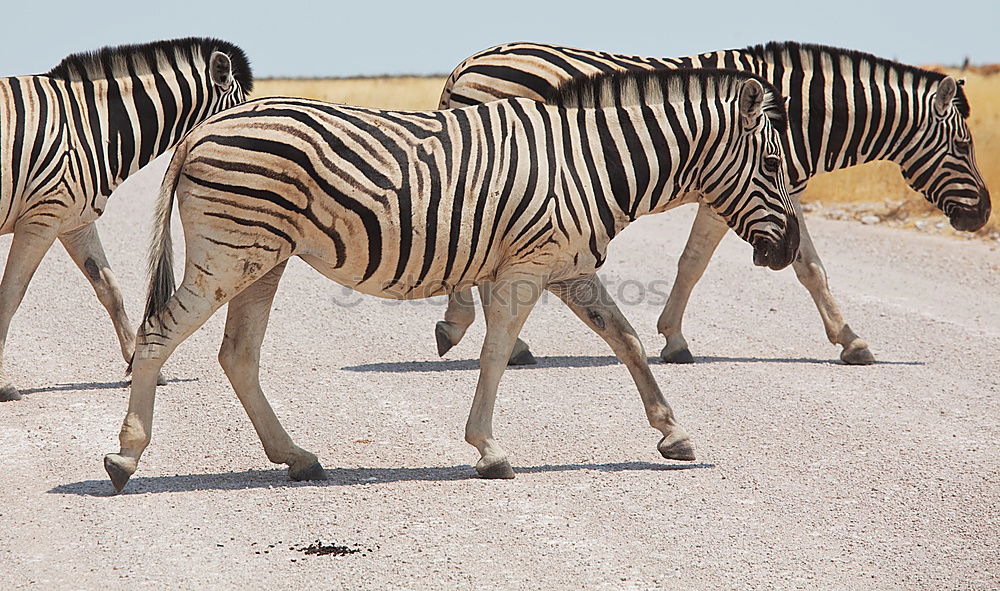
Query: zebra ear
933 76 958 118
209 51 234 91
739 78 765 129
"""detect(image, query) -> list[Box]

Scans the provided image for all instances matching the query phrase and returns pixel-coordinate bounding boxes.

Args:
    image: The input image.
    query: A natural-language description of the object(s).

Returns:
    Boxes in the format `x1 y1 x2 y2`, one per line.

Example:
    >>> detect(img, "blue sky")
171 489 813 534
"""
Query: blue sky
2 1 996 78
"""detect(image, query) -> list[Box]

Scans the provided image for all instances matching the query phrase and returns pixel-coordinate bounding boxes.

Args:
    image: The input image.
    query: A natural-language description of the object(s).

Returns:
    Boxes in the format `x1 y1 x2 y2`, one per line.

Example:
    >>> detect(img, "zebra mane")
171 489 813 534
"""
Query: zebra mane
544 69 788 134
747 41 969 118
45 37 254 93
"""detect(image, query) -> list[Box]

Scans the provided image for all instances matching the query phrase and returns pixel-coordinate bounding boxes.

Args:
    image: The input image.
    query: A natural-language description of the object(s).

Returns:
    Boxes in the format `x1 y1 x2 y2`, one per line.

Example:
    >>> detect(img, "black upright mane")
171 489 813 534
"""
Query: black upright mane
747 41 969 118
45 37 253 93
544 68 788 134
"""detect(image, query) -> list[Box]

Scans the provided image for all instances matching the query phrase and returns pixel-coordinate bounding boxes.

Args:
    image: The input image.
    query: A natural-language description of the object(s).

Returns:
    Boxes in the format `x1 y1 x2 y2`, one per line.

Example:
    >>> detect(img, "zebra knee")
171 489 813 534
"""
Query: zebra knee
586 308 606 331
84 257 102 282
219 335 261 376
217 336 242 375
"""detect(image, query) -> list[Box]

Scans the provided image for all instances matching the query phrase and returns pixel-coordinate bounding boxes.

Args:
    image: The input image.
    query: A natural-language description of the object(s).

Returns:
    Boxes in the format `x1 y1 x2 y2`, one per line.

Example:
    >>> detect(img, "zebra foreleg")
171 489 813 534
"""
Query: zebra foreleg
657 203 728 364
789 200 874 365
465 275 543 479
218 262 325 482
551 274 695 462
60 223 167 385
0 224 60 401
436 289 536 365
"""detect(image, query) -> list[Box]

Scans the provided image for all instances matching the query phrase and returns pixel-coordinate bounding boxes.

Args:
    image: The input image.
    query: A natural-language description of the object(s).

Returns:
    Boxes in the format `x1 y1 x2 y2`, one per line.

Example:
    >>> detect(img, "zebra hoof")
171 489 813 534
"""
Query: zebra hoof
508 348 537 366
476 458 515 479
435 321 455 357
0 384 21 401
658 434 696 462
104 454 137 493
840 343 875 366
661 346 695 364
289 460 327 482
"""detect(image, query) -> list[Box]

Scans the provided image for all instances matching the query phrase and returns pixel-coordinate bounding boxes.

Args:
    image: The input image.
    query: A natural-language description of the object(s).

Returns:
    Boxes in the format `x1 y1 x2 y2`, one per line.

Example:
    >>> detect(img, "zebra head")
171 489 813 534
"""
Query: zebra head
899 76 990 232
204 46 253 112
703 77 800 270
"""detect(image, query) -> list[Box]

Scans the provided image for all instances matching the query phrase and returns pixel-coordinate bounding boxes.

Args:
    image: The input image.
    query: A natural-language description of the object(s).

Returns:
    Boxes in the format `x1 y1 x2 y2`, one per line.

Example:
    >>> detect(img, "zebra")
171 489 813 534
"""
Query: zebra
434 41 991 367
102 68 800 491
0 37 252 401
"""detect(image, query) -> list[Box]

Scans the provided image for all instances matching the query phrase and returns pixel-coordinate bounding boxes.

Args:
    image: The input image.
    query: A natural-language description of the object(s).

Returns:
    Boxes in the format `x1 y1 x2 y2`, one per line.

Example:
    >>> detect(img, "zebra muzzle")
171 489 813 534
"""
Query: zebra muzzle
947 188 991 232
752 214 800 271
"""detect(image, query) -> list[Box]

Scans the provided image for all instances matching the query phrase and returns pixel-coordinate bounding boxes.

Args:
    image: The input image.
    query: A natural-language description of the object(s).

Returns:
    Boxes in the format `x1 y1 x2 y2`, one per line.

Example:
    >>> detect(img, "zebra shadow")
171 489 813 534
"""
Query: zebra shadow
17 377 200 396
690 356 924 366
341 355 923 372
48 461 715 496
341 355 622 372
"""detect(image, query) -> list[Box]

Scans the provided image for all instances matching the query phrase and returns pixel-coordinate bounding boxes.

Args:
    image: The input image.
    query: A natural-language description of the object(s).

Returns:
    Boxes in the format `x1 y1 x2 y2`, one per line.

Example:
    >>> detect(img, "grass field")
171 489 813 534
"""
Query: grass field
253 69 999 235
254 76 446 110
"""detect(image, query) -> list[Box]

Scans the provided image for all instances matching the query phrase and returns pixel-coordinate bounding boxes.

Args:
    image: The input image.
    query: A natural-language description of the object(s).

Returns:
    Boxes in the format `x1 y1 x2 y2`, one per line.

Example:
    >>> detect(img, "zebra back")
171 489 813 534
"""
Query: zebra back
440 41 979 190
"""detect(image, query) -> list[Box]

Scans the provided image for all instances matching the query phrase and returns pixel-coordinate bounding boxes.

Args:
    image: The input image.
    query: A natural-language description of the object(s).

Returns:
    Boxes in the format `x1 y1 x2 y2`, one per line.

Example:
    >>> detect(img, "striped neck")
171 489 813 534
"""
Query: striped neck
45 38 251 197
65 66 227 196
671 43 953 184
741 43 954 183
559 102 713 236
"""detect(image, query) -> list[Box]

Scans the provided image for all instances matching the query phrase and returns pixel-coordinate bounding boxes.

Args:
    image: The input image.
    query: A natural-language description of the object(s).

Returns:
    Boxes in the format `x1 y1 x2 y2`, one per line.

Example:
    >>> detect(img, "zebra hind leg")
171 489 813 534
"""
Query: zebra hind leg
435 289 477 356
103 272 230 492
507 337 536 366
59 223 167 386
551 274 695 462
217 261 326 482
436 289 537 365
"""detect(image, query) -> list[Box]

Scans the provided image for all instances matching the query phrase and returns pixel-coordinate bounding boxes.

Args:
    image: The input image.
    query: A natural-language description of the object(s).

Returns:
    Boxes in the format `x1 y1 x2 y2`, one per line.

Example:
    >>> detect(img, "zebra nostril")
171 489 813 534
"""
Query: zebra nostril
755 215 799 271
752 238 774 267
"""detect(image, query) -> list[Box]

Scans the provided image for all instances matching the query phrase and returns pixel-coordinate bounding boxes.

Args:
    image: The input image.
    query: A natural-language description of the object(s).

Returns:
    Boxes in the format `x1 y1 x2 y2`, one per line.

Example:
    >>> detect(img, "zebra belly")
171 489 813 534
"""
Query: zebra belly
298 251 483 301
295 222 575 301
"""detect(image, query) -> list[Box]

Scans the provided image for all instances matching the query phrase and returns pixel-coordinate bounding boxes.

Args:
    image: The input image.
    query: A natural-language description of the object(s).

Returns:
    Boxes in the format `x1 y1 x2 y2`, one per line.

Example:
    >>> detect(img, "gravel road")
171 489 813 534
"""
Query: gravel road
1 156 997 590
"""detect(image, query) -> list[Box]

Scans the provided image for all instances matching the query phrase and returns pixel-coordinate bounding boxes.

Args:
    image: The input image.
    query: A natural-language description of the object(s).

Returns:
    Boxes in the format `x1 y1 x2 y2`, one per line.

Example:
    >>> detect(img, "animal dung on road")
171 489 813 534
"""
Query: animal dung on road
291 540 372 557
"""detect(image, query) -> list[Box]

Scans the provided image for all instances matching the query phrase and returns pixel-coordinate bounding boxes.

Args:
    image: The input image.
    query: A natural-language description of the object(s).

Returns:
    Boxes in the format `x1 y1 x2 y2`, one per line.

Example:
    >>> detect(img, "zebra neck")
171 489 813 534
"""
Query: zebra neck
645 46 936 182
67 70 215 196
562 105 696 237
758 51 929 180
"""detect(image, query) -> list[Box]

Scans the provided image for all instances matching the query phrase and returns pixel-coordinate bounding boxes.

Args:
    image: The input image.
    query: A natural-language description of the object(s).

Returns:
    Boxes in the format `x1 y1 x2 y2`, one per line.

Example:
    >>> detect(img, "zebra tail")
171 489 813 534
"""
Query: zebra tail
141 141 189 338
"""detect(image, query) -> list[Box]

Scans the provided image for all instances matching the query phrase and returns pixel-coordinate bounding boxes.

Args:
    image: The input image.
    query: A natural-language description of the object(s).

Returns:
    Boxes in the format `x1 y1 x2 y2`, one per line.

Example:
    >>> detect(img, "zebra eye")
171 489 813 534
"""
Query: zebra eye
763 156 780 173
955 139 971 155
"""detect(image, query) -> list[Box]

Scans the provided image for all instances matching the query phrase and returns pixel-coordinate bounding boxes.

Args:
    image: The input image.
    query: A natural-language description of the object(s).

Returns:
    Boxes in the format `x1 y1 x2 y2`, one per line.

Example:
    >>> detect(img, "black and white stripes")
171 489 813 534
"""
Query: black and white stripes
434 40 990 366
0 37 252 401
103 67 800 489
441 41 989 229
145 68 796 313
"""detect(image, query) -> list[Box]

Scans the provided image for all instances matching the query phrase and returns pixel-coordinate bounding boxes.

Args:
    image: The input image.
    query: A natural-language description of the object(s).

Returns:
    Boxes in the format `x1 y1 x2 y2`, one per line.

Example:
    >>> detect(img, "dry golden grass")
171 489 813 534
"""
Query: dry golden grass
255 72 998 234
253 76 447 110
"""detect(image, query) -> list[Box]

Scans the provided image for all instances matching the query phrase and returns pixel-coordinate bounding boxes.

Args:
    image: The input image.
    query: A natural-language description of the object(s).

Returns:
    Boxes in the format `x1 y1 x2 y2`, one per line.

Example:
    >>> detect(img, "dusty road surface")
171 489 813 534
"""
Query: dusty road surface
1 156 998 590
